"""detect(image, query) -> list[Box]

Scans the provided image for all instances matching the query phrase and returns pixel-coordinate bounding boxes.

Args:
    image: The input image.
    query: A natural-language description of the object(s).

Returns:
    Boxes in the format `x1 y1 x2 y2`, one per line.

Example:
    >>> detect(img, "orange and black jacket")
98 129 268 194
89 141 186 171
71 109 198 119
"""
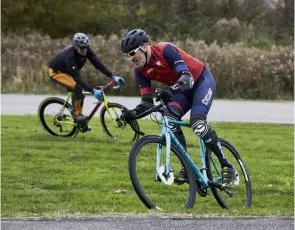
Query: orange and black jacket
49 46 113 92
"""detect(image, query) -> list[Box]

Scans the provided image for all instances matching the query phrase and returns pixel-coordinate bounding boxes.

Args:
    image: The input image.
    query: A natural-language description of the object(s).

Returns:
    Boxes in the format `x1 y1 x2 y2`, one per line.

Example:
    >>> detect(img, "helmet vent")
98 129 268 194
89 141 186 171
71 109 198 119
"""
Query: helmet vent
125 38 130 47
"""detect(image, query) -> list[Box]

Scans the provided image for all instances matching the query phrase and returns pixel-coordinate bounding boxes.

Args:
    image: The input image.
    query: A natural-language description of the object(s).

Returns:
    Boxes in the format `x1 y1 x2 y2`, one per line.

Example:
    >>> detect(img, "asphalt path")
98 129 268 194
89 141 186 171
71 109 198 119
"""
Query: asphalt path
1 215 294 230
1 94 294 124
1 94 293 229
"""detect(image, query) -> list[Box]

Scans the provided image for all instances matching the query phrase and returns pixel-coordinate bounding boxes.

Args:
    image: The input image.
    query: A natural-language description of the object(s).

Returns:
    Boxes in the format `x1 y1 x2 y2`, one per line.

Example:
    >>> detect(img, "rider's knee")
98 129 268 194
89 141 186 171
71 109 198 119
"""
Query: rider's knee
73 84 82 92
190 115 208 138
190 117 219 145
73 84 83 99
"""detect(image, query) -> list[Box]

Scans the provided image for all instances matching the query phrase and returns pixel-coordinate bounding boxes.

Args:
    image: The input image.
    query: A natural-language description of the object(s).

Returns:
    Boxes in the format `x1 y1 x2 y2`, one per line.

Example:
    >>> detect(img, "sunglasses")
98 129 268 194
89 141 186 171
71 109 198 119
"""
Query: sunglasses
125 46 141 57
78 46 88 50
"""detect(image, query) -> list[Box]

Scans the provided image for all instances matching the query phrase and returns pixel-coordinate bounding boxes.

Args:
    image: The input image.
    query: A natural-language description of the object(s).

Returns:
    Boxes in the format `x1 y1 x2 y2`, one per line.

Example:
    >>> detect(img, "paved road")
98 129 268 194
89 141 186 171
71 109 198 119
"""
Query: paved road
1 215 294 230
1 94 294 124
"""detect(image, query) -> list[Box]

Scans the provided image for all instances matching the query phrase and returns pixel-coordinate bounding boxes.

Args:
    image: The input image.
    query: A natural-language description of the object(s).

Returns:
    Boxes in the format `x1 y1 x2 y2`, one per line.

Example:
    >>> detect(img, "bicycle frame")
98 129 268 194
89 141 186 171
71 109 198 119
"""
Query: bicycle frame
128 98 252 209
55 81 122 127
157 115 217 189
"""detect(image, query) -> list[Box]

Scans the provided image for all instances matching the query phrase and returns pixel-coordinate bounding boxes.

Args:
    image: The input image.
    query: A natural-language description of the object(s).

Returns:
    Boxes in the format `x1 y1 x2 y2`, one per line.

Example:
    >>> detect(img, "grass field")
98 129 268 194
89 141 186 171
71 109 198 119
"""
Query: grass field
1 115 294 217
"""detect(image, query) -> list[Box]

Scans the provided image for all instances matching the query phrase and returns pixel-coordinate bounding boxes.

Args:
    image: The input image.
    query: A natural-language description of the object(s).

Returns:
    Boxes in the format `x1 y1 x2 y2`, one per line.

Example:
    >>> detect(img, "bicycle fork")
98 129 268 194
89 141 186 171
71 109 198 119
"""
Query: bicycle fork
155 122 174 185
155 117 210 189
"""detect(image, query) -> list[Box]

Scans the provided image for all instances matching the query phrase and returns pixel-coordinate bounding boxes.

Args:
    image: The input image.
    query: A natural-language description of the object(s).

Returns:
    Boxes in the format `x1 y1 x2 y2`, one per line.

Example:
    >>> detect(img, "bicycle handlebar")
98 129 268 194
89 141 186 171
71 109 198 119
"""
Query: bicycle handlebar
123 87 182 136
127 101 170 136
83 80 124 94
99 79 124 91
127 89 181 135
112 79 125 89
133 96 180 119
129 122 145 136
133 103 164 120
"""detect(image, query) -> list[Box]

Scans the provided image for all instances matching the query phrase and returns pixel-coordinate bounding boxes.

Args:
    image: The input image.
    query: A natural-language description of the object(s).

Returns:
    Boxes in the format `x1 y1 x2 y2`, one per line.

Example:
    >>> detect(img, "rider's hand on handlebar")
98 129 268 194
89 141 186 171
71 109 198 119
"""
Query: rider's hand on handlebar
155 88 175 104
112 75 125 84
93 89 102 100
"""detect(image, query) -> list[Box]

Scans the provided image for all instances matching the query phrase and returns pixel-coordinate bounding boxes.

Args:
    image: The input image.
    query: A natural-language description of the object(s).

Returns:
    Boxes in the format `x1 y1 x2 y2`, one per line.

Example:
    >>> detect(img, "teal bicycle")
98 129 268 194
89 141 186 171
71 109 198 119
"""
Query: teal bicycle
127 90 252 210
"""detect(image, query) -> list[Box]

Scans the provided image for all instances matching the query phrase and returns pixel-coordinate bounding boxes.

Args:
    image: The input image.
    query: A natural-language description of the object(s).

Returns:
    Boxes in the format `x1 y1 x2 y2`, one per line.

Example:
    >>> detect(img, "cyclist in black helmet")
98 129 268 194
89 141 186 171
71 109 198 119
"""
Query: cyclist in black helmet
120 29 236 189
49 32 125 121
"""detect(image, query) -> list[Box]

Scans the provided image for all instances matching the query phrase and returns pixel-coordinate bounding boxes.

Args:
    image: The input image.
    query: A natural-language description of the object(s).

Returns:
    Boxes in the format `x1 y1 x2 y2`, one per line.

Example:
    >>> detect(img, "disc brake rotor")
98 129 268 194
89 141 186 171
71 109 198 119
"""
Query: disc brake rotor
157 165 174 185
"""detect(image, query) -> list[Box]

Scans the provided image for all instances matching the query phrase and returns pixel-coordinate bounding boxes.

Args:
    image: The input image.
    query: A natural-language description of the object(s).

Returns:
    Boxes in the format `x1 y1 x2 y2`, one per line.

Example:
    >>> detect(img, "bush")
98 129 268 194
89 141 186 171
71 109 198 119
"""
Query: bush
207 18 254 45
248 38 276 51
1 33 294 100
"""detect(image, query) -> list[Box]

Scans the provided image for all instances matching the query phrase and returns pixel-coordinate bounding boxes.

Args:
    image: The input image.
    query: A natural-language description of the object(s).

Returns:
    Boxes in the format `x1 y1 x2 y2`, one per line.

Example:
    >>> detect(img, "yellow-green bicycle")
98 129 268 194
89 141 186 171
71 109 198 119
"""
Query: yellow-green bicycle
38 80 140 141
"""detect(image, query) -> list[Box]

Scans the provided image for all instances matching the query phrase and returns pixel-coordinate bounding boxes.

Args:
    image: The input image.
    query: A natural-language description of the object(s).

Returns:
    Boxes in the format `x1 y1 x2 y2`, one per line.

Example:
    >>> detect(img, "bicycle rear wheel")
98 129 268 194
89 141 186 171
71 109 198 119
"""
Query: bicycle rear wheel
205 138 252 209
100 103 140 142
38 97 78 137
129 135 197 210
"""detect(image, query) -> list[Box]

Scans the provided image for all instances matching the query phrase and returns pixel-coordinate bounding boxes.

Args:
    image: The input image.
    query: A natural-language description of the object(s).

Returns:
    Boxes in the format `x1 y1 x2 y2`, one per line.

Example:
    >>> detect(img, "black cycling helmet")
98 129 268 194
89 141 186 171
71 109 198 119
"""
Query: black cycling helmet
72 33 90 48
120 29 149 54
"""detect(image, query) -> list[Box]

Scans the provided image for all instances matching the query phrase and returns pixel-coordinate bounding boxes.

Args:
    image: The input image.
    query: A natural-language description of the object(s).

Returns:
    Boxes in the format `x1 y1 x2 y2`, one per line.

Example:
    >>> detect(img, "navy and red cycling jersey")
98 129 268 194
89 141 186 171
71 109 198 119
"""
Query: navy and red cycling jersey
135 42 205 96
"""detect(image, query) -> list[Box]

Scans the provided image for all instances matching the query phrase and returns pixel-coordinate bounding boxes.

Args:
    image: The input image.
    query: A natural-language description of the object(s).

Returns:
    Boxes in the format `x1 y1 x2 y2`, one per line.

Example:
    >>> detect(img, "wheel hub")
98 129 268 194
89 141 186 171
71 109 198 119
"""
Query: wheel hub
157 165 174 185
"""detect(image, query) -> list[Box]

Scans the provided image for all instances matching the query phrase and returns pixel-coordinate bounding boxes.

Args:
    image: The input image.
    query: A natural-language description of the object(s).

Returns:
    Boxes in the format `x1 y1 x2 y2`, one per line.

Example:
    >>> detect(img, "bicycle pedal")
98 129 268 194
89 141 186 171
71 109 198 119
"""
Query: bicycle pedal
221 183 234 190
174 181 184 185
80 127 90 133
78 122 90 133
174 179 187 185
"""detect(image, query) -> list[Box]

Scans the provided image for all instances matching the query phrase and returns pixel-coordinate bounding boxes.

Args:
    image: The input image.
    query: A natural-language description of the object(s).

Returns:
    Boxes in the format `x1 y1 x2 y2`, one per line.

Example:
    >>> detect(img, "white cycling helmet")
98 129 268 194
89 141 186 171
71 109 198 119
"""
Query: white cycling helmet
72 33 90 47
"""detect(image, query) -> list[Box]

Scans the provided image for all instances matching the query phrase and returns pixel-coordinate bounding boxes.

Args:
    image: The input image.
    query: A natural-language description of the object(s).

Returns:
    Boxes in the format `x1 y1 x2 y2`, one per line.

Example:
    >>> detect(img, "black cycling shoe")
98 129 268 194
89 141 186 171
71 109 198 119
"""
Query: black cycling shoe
73 114 91 132
221 166 236 189
73 113 88 122
78 122 91 133
174 167 188 184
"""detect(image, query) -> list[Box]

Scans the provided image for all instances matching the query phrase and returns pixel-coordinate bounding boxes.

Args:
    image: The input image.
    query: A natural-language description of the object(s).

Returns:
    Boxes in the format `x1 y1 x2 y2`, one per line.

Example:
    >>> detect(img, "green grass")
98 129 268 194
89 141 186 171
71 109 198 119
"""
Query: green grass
1 115 294 217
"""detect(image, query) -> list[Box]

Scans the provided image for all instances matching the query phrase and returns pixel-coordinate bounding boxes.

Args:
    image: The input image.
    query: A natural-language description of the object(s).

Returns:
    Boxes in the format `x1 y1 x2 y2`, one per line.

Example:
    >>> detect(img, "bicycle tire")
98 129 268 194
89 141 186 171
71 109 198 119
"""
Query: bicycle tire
38 97 79 137
100 103 140 141
129 135 197 209
205 138 252 209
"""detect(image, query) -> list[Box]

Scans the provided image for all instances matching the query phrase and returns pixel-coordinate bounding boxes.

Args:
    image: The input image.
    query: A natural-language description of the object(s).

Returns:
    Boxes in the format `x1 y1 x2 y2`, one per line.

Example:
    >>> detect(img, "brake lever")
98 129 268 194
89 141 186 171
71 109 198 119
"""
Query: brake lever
113 79 125 89
130 121 145 136
120 108 145 136
112 83 121 89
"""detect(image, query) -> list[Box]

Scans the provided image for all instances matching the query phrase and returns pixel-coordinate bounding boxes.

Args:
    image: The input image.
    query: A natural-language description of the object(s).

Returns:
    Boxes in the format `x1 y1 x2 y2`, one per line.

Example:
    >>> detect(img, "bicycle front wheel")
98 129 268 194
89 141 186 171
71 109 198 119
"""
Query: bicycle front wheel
38 97 78 137
129 135 197 210
100 103 140 142
205 138 252 209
